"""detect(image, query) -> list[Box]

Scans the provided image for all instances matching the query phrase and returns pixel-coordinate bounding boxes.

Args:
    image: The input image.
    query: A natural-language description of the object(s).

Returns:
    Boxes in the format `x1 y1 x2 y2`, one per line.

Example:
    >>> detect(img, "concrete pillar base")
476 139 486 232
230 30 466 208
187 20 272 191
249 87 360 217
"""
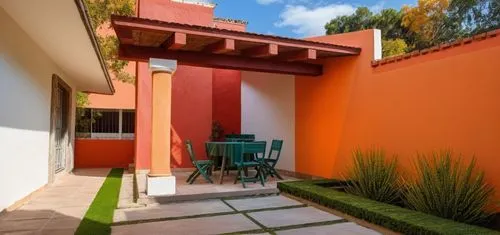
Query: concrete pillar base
147 175 176 196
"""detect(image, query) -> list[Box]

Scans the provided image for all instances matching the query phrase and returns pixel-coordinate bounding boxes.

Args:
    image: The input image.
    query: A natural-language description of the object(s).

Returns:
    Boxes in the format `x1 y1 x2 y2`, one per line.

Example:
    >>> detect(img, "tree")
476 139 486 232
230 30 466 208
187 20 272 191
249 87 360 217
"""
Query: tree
325 7 410 57
324 0 499 57
85 0 136 84
382 39 409 57
402 0 451 48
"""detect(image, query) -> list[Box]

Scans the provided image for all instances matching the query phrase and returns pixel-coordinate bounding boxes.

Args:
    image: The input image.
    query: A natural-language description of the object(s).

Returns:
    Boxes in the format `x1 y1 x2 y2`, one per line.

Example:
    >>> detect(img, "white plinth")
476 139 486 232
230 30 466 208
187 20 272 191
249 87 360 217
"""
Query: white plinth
147 175 176 196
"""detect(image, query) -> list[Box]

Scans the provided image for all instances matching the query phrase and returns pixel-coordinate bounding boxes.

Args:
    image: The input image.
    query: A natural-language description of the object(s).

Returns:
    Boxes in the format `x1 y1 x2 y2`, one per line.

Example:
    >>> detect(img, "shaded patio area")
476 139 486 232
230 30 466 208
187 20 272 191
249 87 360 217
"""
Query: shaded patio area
0 169 110 234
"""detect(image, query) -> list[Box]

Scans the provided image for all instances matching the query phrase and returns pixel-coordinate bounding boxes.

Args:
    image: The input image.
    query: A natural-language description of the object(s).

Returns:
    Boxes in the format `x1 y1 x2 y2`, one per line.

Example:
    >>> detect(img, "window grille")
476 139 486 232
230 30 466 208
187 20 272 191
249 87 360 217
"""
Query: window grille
76 108 135 139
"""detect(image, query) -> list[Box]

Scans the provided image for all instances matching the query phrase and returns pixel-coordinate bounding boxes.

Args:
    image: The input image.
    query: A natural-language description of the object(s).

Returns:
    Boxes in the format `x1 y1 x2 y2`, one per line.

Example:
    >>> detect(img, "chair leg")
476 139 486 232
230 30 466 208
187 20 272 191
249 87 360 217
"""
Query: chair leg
189 171 201 184
199 166 213 184
239 167 247 188
258 164 265 186
271 168 284 180
186 169 199 183
234 167 241 184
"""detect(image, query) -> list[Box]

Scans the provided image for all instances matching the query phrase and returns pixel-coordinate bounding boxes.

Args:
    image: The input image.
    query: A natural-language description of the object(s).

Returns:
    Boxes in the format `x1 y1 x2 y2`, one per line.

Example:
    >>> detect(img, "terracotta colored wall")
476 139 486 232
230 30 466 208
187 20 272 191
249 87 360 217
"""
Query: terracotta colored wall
75 139 134 168
211 19 245 137
213 20 246 32
296 30 500 205
212 69 241 136
171 65 213 167
136 0 216 169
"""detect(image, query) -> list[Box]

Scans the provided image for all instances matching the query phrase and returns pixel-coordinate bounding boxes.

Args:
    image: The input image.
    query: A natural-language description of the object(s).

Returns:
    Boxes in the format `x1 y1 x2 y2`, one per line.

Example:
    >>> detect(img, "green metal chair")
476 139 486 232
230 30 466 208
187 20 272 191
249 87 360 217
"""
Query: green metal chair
234 141 266 188
262 140 284 180
185 140 213 184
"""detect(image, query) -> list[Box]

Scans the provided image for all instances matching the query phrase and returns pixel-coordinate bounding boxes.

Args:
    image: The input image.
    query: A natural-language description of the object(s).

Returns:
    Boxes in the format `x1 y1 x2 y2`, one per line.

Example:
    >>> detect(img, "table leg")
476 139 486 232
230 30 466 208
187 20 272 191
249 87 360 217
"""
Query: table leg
219 155 226 184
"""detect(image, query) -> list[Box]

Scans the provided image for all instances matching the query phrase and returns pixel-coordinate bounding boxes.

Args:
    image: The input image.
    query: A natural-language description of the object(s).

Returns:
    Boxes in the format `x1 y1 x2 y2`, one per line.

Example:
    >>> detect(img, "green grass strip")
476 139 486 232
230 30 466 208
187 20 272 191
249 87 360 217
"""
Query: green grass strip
278 180 500 235
76 168 124 235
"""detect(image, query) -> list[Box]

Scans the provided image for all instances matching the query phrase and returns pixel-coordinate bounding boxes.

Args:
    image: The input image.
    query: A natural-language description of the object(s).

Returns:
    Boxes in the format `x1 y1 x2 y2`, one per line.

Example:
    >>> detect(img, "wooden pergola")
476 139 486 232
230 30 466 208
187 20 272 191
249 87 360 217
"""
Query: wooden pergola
111 15 361 76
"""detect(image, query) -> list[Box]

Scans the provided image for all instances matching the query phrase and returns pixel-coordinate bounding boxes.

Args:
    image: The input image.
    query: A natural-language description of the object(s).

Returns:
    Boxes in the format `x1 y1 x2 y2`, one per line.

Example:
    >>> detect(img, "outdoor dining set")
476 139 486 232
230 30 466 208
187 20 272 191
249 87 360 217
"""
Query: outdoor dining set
185 134 284 188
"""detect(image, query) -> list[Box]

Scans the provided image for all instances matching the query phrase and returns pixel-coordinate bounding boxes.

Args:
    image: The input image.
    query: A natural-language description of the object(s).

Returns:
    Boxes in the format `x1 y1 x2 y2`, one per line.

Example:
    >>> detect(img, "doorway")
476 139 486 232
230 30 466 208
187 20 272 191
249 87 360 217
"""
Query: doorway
49 74 71 182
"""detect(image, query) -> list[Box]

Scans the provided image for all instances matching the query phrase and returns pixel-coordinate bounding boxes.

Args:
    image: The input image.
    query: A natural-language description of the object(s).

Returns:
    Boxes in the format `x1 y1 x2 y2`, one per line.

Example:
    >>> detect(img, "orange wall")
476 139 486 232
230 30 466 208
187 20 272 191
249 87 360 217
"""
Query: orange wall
296 30 500 205
75 139 134 168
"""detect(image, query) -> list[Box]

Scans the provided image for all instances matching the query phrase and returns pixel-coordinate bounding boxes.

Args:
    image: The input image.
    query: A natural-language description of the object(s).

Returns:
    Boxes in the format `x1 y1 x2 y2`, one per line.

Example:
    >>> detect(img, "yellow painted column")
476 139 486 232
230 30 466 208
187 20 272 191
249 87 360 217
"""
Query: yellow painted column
147 58 177 196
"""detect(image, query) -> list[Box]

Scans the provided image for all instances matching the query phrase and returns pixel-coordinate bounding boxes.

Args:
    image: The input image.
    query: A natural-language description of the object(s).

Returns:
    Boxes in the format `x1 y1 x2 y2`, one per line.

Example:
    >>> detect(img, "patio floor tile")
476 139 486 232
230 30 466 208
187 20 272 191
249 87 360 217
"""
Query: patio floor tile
0 218 49 232
247 207 342 228
276 222 381 235
113 199 233 223
0 210 54 221
225 195 302 211
111 214 261 235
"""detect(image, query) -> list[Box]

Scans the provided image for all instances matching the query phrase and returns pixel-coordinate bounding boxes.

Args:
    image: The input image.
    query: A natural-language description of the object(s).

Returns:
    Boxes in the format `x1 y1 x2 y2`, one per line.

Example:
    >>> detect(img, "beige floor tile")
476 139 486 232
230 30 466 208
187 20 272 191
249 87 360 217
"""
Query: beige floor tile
112 214 260 235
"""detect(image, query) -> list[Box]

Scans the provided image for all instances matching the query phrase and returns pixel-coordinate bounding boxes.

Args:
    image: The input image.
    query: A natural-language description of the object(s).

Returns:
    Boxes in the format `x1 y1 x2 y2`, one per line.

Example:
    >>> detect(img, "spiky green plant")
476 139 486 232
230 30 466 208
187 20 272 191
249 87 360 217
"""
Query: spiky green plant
345 148 400 204
404 150 494 225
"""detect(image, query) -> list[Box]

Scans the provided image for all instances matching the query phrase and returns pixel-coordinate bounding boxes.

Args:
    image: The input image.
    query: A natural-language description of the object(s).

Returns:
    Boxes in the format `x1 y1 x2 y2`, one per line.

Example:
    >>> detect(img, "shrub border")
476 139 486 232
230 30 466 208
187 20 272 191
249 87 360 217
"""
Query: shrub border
278 180 499 235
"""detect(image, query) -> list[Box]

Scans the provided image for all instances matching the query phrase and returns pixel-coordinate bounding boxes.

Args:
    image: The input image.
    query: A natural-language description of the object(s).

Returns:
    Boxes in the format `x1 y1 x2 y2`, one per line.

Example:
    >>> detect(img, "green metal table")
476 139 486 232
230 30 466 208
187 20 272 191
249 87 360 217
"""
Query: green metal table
205 141 243 184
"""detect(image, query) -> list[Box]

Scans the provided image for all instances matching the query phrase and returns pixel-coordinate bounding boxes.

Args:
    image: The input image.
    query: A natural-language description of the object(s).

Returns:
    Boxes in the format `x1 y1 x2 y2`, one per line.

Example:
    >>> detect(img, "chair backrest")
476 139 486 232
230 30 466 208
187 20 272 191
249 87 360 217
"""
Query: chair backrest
242 141 266 161
185 140 197 163
222 142 243 166
268 140 283 161
225 134 255 142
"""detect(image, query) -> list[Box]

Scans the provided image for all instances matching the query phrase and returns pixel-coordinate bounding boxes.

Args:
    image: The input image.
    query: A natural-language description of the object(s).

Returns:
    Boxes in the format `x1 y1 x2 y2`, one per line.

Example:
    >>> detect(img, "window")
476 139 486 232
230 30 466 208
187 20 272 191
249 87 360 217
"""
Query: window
76 108 135 139
92 109 119 133
122 110 135 133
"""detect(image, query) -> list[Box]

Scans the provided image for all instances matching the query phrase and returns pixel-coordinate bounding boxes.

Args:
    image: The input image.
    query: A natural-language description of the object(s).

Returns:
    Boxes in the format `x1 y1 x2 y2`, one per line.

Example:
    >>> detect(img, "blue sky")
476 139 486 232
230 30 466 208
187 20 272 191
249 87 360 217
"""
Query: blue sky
210 0 417 38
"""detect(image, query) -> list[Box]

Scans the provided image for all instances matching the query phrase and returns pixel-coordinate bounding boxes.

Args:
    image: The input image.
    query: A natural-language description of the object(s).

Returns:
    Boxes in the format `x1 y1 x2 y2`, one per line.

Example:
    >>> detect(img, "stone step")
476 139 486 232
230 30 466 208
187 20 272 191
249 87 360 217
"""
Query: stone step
138 187 279 205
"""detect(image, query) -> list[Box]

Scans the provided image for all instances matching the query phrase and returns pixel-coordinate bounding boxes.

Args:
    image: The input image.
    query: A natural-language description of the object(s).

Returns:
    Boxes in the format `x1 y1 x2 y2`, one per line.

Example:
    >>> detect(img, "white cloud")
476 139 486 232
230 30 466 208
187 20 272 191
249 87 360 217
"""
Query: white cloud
369 1 386 13
275 4 356 37
256 0 283 5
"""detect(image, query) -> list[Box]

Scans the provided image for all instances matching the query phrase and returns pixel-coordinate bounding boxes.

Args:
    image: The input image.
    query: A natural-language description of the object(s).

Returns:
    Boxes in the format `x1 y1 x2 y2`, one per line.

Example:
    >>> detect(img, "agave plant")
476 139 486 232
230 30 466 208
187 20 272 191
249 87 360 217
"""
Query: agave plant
404 150 494 225
344 148 400 204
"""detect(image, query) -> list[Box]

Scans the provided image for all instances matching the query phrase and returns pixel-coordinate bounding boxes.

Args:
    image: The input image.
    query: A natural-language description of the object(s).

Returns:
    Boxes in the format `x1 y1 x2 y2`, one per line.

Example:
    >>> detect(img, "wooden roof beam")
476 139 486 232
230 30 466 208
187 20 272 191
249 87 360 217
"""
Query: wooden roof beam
243 44 278 58
162 32 186 50
279 49 317 61
119 44 322 76
204 38 235 54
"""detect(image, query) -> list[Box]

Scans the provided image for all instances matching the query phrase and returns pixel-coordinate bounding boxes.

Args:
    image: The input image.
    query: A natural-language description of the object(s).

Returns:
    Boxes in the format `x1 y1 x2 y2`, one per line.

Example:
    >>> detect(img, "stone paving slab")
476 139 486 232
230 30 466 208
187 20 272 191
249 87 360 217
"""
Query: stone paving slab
225 195 302 211
113 200 233 223
0 169 109 234
248 206 342 228
276 222 381 235
112 214 261 235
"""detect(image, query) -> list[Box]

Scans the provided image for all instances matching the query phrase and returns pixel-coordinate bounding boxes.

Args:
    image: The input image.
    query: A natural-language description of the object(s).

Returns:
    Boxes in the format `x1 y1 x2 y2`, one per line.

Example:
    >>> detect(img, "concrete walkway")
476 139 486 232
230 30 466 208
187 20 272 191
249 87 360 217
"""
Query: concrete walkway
0 168 110 234
112 195 381 235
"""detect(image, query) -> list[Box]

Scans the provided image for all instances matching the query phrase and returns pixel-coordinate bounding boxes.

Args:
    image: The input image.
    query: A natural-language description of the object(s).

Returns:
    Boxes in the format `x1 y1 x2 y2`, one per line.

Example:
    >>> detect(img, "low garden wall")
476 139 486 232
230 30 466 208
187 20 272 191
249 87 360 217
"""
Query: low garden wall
75 139 134 168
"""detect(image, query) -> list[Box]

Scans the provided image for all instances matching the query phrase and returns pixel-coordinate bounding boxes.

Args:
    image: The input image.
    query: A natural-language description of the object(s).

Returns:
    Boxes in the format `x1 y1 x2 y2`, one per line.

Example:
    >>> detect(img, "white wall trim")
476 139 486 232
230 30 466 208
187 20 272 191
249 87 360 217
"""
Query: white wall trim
374 29 382 60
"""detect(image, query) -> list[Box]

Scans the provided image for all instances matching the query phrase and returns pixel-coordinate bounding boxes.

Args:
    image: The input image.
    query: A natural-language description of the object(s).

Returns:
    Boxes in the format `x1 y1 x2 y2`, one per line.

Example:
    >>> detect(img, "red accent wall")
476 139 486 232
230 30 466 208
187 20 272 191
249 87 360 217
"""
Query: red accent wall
213 69 241 136
75 139 134 168
135 0 225 169
171 65 213 167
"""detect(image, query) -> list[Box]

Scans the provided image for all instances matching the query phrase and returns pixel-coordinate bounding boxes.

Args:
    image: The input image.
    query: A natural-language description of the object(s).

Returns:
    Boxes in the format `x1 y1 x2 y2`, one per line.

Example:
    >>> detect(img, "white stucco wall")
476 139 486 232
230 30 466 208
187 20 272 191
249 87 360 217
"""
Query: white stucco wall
241 71 295 171
0 8 76 211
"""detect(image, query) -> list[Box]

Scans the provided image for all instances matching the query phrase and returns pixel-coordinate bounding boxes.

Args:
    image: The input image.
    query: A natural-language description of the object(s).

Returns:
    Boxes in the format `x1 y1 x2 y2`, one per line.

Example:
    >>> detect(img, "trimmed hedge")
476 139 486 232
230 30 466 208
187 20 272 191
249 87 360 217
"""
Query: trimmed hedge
278 180 500 235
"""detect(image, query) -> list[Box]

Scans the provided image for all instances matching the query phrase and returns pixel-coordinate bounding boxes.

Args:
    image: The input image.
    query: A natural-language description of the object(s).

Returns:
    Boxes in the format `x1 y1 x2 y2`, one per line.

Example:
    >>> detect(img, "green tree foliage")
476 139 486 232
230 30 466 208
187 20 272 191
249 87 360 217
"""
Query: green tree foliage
325 0 500 57
325 7 410 57
85 0 135 84
404 150 494 225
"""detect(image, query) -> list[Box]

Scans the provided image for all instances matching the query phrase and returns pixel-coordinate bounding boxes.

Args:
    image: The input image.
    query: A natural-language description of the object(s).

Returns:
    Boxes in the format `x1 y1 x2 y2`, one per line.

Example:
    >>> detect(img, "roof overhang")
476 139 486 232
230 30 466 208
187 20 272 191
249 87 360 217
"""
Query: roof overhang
0 0 114 94
111 15 361 76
